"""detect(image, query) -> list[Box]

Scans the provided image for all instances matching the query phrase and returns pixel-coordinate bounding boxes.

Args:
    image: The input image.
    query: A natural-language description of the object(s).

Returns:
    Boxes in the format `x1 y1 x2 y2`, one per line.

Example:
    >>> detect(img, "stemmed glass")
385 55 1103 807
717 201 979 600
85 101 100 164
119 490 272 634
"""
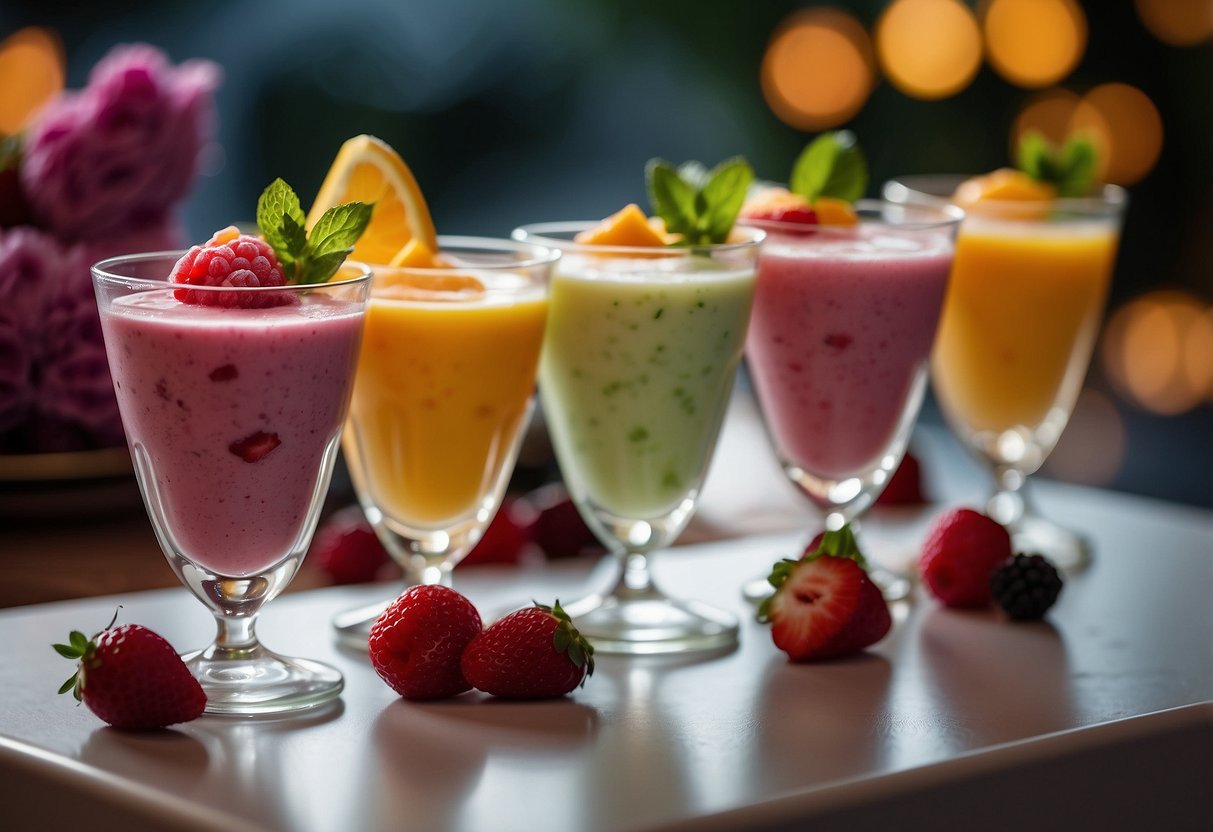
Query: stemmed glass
740 200 962 602
331 237 558 648
511 222 762 654
92 252 371 715
884 177 1126 571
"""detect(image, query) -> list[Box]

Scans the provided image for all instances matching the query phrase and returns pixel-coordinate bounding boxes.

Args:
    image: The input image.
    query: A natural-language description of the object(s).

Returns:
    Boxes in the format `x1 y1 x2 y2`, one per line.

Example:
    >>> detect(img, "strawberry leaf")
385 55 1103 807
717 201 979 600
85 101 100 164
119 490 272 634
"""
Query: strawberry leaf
806 524 866 568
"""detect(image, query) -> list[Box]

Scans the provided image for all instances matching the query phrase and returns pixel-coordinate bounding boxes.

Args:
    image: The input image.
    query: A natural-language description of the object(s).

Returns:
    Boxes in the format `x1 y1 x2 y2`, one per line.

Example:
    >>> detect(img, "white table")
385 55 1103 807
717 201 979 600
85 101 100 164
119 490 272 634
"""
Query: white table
2 399 1211 831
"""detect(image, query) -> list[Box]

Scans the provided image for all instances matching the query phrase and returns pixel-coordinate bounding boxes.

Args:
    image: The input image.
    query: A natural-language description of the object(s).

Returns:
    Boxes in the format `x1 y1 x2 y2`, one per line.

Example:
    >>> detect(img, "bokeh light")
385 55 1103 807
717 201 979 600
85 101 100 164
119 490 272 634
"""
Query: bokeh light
1134 0 1213 47
982 0 1087 88
1071 83 1164 186
1102 291 1213 415
761 9 875 131
1043 389 1126 486
0 27 65 135
876 0 982 100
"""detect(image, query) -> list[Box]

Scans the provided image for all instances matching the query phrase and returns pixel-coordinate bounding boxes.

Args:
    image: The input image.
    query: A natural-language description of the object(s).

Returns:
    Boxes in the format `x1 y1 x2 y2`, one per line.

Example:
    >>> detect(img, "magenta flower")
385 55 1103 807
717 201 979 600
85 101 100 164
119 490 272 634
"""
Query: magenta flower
20 44 220 243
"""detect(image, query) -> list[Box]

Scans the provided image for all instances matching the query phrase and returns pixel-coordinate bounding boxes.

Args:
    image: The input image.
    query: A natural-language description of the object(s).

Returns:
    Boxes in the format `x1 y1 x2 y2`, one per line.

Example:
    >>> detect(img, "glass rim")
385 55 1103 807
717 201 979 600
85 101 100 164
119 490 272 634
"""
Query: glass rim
738 198 965 235
373 234 561 275
883 175 1129 215
511 221 766 255
91 250 373 293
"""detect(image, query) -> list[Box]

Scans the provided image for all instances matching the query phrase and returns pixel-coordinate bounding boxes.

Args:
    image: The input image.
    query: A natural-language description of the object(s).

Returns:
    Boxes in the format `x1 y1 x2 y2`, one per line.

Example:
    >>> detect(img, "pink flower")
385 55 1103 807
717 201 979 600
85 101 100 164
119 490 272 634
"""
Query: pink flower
20 44 220 242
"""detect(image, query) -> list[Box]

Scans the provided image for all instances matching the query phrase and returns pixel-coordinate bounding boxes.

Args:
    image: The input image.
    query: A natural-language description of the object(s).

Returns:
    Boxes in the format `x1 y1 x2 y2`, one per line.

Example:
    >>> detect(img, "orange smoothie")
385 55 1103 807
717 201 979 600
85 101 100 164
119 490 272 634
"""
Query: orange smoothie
932 217 1119 435
343 279 547 528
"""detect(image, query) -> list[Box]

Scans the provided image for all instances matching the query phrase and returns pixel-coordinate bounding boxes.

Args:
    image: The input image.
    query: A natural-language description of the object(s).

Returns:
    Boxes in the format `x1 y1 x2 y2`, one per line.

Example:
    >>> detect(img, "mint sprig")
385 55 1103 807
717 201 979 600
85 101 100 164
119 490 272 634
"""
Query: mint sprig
1016 131 1098 198
646 156 754 246
789 130 868 203
256 178 373 284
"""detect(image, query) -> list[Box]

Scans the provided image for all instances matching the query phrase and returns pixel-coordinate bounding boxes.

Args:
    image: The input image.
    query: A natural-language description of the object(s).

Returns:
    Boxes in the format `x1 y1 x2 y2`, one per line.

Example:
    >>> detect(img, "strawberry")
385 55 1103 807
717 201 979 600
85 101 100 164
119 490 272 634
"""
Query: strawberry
461 600 594 699
368 585 483 700
309 505 393 585
528 483 601 560
54 614 206 730
875 452 927 506
462 497 537 567
228 430 281 463
919 508 1012 608
741 188 819 226
759 527 890 662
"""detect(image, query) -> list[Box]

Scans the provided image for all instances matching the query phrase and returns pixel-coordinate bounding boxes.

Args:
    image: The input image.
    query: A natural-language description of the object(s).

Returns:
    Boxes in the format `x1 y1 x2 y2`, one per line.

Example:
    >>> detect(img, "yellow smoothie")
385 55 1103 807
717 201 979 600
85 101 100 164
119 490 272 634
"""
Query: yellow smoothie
343 278 547 528
932 217 1119 434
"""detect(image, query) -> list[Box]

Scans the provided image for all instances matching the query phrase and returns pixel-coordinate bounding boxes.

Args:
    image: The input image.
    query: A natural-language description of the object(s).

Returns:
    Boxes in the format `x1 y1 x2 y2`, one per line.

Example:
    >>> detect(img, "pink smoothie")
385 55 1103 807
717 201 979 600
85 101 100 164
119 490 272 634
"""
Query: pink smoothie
101 290 364 577
745 226 953 480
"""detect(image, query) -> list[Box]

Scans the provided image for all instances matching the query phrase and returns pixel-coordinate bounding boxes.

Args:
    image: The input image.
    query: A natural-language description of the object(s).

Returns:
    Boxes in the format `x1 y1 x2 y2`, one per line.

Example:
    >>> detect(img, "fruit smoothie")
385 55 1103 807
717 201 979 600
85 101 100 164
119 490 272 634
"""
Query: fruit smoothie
540 257 755 519
100 291 364 577
932 217 1119 434
342 277 548 528
746 226 953 480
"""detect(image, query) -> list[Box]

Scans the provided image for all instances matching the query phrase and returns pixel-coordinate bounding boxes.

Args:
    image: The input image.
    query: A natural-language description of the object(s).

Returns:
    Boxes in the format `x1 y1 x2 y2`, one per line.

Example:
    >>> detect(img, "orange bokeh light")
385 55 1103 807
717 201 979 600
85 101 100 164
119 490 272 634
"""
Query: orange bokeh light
1102 291 1213 415
761 9 875 131
1010 88 1084 155
1071 83 1164 186
0 27 65 135
1134 0 1213 47
876 0 982 100
982 0 1087 88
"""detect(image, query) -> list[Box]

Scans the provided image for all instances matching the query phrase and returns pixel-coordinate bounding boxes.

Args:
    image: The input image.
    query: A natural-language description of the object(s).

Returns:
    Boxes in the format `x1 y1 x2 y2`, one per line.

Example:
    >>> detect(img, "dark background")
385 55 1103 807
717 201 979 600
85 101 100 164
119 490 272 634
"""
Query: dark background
3 0 1209 506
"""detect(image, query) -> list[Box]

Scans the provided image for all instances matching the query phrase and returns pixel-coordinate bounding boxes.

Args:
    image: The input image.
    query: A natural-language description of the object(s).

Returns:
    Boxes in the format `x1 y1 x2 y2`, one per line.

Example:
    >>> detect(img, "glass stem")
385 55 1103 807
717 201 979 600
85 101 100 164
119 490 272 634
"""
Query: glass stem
988 464 1032 527
213 613 258 656
612 550 661 600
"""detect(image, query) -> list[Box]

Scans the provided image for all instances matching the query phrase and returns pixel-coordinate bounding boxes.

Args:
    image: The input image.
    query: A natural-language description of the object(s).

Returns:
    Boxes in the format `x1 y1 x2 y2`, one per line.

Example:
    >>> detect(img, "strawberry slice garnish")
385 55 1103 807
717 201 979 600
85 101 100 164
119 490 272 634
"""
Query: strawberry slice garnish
759 526 890 662
229 430 280 463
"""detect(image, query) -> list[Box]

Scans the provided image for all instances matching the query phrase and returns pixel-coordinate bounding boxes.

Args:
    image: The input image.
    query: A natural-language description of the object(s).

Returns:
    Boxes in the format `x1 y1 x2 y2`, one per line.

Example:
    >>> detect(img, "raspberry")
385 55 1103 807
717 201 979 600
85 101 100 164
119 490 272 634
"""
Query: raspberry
919 508 1012 608
990 554 1063 621
170 226 291 308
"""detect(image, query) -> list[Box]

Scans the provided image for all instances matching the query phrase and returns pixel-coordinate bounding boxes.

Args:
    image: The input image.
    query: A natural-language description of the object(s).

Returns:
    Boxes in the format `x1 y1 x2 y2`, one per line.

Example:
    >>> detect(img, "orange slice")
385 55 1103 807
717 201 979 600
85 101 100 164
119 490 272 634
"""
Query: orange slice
953 168 1055 219
813 196 859 226
388 238 451 269
575 204 670 247
307 135 438 265
375 270 485 301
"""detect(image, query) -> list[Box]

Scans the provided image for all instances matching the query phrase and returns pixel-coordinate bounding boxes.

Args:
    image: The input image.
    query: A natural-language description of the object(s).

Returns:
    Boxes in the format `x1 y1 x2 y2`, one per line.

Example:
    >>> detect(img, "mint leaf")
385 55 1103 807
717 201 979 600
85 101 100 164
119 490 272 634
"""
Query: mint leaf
256 178 307 258
298 250 351 286
700 157 754 244
310 202 374 258
647 160 697 238
1016 131 1099 198
790 131 868 203
646 156 754 245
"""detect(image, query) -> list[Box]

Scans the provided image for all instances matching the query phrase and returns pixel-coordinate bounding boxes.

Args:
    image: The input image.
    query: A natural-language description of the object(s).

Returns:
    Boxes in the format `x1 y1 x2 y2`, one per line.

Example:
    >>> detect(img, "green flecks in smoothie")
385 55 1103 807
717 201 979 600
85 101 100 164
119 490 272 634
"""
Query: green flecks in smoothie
661 468 681 491
603 380 624 397
628 426 649 443
654 307 664 320
673 386 697 416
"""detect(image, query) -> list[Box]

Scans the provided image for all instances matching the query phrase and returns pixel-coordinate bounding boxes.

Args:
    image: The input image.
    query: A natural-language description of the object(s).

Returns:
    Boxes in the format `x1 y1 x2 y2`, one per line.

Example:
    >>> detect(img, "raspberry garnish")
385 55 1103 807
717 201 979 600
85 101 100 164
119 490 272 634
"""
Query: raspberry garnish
170 226 292 308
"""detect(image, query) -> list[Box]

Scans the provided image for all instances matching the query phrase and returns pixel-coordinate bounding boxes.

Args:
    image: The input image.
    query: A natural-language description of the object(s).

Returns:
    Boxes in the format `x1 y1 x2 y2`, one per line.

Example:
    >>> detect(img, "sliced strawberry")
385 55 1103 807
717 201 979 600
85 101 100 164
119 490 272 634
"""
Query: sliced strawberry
229 430 280 463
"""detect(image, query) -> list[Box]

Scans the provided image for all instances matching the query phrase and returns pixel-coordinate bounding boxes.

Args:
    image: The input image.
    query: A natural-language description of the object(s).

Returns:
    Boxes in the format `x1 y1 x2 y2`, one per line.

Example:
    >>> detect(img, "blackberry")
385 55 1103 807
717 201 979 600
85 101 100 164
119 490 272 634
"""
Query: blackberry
990 554 1063 620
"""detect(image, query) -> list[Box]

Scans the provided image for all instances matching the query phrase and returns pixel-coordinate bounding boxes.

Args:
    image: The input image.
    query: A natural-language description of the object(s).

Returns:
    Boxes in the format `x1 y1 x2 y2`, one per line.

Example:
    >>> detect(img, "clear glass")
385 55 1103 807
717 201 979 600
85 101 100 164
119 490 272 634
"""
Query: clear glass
331 237 559 649
512 222 762 654
884 176 1127 571
739 201 962 602
92 252 371 715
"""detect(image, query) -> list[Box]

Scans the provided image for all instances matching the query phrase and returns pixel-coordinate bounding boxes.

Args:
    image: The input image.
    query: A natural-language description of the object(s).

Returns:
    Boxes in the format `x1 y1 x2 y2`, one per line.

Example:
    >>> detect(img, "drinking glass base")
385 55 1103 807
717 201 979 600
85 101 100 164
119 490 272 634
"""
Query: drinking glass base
184 647 344 716
562 593 738 655
331 598 393 652
1009 513 1091 574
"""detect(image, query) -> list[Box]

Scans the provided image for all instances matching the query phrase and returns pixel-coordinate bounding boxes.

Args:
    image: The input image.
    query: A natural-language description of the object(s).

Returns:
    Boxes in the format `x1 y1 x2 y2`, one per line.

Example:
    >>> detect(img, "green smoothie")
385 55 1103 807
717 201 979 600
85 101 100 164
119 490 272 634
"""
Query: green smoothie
540 257 755 519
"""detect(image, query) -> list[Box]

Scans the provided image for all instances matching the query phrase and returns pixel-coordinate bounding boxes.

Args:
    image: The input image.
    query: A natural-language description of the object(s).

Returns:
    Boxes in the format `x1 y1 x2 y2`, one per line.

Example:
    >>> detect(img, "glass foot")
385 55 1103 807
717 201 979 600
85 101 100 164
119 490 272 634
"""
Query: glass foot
563 592 738 655
331 598 393 652
1010 513 1091 573
184 644 343 716
741 565 912 605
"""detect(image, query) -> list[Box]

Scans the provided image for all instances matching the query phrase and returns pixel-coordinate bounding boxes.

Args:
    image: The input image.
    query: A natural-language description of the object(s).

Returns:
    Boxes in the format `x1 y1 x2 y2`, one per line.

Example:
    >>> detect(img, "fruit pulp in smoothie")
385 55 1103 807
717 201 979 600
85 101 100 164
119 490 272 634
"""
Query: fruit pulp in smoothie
540 256 755 519
932 217 1118 437
342 277 548 528
745 226 953 480
100 291 365 577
